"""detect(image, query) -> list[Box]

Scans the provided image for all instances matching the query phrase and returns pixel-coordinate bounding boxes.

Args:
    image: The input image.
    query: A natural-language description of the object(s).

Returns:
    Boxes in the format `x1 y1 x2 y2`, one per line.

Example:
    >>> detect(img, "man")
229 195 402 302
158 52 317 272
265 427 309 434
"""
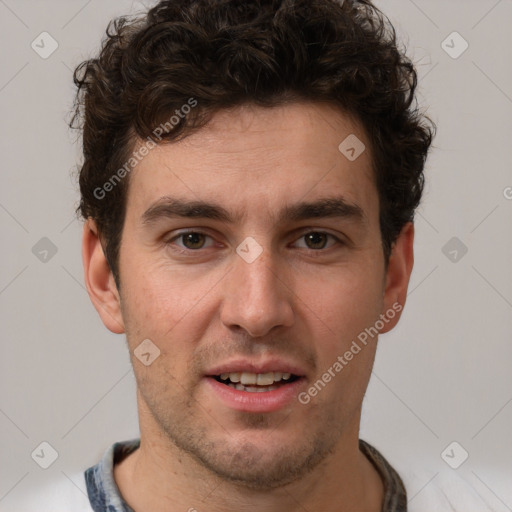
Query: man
76 0 433 510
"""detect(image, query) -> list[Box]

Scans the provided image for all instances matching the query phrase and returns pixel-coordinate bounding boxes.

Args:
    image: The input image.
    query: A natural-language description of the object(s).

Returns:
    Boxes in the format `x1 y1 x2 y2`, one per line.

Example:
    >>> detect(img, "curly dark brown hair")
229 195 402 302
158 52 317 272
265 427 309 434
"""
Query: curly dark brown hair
71 0 434 289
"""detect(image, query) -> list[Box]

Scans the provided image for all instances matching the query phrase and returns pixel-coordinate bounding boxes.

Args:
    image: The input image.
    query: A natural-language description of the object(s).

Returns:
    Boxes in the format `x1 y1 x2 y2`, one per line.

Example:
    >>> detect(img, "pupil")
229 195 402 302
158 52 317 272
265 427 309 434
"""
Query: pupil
306 232 326 249
184 233 204 249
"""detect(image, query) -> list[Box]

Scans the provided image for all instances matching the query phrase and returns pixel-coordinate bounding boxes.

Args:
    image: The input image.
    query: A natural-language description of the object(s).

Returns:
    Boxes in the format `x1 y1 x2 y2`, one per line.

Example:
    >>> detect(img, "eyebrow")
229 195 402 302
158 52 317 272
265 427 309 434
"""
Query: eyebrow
141 195 366 226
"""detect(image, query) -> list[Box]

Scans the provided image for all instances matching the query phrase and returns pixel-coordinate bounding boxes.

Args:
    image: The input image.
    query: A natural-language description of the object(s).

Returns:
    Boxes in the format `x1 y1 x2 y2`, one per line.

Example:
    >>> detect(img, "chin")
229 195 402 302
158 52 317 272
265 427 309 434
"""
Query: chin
178 430 336 490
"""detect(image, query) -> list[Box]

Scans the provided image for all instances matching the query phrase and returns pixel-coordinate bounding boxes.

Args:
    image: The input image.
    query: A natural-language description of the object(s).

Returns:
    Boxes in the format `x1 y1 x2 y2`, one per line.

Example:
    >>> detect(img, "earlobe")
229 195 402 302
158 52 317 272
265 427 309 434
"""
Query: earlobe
82 218 125 334
379 222 415 334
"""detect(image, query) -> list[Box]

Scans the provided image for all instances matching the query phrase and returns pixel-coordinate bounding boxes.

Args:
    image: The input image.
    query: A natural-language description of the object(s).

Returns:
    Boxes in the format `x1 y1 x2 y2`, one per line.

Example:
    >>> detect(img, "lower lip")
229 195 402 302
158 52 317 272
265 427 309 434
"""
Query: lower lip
204 377 305 413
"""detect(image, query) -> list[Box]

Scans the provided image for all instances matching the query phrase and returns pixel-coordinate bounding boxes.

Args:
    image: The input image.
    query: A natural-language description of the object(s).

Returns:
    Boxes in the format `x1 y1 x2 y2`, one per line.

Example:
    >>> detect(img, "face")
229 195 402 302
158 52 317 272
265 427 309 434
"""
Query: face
86 102 411 490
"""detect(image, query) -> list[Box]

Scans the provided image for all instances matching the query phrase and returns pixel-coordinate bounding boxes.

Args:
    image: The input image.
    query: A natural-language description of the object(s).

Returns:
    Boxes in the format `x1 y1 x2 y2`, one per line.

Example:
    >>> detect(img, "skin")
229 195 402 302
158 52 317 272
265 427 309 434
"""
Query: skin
82 102 414 512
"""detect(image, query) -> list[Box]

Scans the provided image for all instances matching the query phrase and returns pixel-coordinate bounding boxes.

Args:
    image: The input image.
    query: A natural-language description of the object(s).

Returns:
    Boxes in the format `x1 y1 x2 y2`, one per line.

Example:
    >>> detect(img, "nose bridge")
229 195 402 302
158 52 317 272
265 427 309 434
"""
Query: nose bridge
239 251 279 302
220 243 294 337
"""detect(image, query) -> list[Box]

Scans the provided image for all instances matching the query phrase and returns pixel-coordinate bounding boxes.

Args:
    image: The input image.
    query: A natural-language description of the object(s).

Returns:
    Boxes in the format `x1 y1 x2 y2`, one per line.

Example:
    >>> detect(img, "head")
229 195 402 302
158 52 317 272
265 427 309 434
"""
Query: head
76 0 433 490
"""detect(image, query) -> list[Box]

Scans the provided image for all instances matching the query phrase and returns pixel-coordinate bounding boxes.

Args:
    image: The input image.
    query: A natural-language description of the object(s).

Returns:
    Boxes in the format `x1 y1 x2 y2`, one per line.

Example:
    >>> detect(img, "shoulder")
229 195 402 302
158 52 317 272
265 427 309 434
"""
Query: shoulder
404 468 506 512
2 439 139 512
1 471 93 512
366 442 509 512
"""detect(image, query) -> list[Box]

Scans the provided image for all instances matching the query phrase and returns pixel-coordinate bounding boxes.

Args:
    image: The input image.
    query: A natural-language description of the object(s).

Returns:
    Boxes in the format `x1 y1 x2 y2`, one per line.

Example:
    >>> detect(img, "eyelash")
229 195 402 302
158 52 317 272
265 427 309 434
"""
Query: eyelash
165 230 343 253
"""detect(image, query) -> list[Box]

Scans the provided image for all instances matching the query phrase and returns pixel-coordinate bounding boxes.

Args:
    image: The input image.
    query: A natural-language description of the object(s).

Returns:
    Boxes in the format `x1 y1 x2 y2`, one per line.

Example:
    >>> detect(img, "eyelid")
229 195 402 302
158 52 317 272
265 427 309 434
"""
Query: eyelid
290 230 342 250
165 230 217 250
164 228 345 252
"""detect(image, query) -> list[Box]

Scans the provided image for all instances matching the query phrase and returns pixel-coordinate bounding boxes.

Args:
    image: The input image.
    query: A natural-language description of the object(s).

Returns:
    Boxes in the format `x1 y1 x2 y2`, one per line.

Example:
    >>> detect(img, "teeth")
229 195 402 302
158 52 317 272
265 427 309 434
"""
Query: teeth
230 383 279 392
240 372 257 385
244 385 278 392
218 371 295 385
256 372 275 386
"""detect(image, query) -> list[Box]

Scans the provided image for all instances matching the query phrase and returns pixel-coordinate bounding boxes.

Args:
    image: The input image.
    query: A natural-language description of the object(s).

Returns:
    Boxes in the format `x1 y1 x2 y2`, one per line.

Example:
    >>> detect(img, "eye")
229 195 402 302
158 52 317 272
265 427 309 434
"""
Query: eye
293 231 340 250
167 231 215 250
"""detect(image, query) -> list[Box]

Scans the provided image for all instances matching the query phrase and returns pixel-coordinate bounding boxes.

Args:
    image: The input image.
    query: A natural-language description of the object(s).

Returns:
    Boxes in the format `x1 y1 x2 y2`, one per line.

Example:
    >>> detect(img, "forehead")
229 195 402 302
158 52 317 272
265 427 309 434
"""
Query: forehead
126 102 378 225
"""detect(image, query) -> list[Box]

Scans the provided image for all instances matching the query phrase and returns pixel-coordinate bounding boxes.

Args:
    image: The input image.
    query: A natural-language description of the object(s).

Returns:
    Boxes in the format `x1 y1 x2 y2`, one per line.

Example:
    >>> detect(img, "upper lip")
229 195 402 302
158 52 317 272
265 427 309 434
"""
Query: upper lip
206 358 307 377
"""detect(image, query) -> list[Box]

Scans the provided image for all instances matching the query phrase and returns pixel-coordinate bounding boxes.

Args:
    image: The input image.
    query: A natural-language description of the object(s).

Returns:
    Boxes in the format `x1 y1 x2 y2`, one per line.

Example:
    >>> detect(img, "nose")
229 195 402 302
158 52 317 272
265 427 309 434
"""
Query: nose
219 247 295 338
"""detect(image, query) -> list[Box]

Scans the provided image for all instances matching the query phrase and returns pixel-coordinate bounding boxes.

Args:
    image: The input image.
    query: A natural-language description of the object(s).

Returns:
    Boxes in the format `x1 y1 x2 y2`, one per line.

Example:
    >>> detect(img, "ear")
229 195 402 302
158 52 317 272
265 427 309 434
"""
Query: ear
82 218 125 334
379 222 414 334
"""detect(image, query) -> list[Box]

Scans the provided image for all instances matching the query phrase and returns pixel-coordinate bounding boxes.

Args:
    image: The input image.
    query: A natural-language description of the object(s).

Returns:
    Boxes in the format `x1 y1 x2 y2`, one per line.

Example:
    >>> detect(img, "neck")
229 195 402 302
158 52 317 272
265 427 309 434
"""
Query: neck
114 400 383 512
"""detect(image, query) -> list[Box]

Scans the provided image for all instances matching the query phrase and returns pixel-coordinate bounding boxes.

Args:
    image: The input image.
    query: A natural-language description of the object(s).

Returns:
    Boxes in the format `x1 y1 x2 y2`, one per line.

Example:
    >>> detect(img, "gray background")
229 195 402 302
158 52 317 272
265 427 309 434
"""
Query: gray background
0 0 511 509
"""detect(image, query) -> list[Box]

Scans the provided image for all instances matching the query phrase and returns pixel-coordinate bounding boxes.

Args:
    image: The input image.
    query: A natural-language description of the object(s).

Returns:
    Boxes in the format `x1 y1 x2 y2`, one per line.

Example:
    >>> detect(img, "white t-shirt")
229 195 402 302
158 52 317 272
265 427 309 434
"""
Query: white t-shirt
1 439 505 512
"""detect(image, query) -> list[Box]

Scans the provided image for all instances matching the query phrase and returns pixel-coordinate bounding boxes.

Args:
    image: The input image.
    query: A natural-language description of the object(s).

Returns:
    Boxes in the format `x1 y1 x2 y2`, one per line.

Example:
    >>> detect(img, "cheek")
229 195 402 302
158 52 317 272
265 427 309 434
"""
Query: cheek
119 264 178 345
119 260 219 366
297 265 384 348
306 267 383 405
121 253 191 317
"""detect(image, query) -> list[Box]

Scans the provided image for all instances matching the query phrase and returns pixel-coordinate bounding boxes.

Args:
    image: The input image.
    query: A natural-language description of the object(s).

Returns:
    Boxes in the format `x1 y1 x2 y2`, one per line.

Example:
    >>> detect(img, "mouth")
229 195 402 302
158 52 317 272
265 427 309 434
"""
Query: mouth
211 371 301 392
204 363 306 413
